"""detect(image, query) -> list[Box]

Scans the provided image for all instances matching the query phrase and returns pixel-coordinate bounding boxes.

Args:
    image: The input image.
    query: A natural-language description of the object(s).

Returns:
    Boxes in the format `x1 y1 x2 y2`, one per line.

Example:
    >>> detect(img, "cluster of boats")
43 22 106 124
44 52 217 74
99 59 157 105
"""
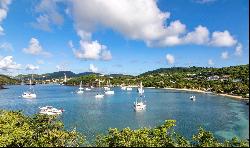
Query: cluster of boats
21 77 147 113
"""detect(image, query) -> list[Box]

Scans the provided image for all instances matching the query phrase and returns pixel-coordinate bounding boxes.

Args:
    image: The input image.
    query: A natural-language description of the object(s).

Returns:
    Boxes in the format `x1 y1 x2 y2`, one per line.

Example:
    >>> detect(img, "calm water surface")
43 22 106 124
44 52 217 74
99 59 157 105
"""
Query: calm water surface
0 85 248 142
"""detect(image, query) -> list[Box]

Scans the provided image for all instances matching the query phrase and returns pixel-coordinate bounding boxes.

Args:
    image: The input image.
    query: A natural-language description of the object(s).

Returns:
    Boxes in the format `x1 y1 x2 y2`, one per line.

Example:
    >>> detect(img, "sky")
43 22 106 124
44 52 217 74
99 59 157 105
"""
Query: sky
0 0 249 76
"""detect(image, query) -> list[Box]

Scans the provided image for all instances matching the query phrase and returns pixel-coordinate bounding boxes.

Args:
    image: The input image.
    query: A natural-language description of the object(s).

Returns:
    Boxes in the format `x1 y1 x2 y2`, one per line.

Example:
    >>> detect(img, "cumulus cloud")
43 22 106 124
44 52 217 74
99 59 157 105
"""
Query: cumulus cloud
23 38 51 56
234 43 243 56
71 39 112 61
210 31 237 47
31 0 64 31
0 0 11 35
184 25 210 45
0 42 13 51
221 51 229 60
67 0 238 48
89 64 98 73
166 54 175 64
208 59 214 65
25 64 39 70
0 56 21 70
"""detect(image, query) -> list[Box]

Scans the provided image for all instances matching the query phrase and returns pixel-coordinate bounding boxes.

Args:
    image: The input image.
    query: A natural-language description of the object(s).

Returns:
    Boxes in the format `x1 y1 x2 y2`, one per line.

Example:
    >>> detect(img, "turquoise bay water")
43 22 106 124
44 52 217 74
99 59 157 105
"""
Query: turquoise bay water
0 84 249 142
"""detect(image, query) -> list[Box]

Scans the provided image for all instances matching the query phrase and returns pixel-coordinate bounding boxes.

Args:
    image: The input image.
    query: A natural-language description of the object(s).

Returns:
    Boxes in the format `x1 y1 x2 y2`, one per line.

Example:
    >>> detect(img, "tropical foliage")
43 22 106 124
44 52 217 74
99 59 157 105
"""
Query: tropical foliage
0 110 248 147
67 64 249 97
0 110 84 147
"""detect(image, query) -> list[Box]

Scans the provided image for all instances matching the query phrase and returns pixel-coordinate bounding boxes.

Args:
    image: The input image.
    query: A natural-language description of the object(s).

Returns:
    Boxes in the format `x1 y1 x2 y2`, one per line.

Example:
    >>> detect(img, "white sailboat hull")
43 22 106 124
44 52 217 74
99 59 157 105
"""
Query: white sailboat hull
134 102 146 111
22 92 36 99
95 94 104 98
77 90 84 94
105 90 114 95
126 87 132 91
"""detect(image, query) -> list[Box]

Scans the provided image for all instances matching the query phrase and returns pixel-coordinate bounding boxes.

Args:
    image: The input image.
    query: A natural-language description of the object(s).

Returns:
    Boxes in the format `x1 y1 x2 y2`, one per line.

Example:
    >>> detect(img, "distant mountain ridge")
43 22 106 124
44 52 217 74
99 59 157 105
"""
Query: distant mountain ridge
15 71 100 80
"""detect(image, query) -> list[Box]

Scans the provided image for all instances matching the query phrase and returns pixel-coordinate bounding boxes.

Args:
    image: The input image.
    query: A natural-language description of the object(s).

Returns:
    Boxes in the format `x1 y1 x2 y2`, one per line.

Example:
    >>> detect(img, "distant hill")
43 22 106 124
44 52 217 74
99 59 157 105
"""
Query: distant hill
76 72 100 77
0 74 19 86
15 71 101 80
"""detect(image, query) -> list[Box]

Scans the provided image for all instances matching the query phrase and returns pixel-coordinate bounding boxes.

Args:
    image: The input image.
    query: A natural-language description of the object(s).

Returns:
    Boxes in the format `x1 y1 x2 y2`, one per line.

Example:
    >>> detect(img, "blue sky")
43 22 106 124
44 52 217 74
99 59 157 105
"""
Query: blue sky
0 0 249 76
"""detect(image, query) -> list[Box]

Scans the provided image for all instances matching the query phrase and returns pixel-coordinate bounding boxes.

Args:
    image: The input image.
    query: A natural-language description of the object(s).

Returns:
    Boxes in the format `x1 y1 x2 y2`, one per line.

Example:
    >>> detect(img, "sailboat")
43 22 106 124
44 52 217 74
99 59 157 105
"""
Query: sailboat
77 81 84 94
134 82 146 111
120 85 127 90
22 79 36 99
95 79 104 98
190 95 196 101
104 79 114 95
137 82 144 94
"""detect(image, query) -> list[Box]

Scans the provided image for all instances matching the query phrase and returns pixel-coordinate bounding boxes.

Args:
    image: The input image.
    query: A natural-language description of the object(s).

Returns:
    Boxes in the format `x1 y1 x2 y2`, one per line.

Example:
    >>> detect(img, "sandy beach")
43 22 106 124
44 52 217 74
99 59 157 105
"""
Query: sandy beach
156 87 249 100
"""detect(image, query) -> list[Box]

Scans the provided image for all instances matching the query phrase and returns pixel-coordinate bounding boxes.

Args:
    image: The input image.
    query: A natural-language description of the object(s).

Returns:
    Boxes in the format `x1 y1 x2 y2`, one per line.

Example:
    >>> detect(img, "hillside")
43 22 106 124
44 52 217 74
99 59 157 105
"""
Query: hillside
0 74 19 87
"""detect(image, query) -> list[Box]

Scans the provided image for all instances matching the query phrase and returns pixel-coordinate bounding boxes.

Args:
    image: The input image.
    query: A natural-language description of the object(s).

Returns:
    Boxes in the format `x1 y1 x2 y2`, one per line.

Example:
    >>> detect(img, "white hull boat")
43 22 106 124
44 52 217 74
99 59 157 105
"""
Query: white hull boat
134 101 146 111
105 90 114 95
126 87 132 91
22 79 36 99
39 106 64 115
104 87 110 91
190 96 196 101
22 92 36 99
95 94 104 98
121 86 126 90
77 81 84 94
85 88 91 91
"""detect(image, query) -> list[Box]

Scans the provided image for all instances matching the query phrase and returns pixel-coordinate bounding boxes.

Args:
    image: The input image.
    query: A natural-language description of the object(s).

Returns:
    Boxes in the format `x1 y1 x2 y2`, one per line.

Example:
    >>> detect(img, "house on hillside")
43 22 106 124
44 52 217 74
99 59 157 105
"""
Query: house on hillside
207 75 220 81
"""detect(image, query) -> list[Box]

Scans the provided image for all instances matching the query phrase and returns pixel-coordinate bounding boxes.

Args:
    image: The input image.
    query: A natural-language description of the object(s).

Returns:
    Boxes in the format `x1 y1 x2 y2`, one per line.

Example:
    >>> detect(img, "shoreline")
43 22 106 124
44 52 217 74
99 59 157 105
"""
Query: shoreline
146 87 248 100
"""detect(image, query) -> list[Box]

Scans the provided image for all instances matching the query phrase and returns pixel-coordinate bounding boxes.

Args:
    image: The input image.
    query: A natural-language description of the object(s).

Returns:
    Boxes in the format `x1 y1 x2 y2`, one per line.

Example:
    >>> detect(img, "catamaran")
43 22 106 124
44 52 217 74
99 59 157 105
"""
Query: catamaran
77 81 84 94
134 82 146 111
22 79 36 99
39 106 64 115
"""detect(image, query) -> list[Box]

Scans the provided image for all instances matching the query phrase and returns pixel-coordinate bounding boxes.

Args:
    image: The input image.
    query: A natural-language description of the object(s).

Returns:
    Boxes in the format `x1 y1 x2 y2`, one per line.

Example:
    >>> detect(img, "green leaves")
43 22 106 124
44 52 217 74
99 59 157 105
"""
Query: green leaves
0 110 248 147
0 110 85 147
94 120 249 147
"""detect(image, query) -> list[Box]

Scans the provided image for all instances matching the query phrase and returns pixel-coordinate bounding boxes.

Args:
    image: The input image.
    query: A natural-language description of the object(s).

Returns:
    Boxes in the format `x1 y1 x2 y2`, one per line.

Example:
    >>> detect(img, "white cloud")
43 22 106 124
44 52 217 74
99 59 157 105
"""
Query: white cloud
25 64 39 70
210 31 237 47
101 49 112 61
208 59 214 65
68 0 238 48
89 64 98 73
235 43 243 56
221 51 229 60
23 38 51 56
0 42 13 51
184 25 210 45
0 56 21 70
72 39 112 61
0 0 11 35
32 0 64 31
166 54 175 64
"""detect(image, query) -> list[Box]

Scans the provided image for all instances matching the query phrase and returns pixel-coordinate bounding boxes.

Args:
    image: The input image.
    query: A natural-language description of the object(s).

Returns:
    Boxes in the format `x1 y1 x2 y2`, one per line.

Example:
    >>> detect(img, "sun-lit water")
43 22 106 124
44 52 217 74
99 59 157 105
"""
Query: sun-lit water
0 84 249 142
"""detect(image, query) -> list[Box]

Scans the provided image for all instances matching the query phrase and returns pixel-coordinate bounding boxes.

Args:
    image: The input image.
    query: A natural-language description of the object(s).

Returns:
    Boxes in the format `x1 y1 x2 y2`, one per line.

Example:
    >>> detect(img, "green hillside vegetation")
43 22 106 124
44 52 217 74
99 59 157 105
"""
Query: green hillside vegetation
0 74 19 86
0 110 248 147
67 64 249 97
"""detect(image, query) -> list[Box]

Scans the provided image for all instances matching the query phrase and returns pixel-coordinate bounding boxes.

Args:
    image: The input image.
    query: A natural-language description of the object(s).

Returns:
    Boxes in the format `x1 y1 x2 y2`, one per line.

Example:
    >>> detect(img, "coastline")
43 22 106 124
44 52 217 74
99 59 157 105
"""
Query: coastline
146 87 248 100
